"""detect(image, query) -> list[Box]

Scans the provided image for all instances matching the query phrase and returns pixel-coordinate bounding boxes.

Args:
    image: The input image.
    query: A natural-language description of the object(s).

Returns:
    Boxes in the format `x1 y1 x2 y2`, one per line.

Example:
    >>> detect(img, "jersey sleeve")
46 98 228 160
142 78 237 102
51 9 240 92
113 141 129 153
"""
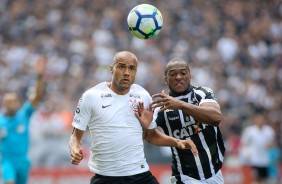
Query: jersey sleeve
21 101 35 119
72 92 93 131
195 86 218 105
153 107 165 128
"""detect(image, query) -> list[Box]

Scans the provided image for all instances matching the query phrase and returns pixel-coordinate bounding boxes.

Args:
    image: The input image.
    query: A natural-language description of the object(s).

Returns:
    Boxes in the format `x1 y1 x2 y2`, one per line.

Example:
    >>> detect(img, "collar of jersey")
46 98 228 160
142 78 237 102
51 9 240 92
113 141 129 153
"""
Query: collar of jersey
169 85 193 97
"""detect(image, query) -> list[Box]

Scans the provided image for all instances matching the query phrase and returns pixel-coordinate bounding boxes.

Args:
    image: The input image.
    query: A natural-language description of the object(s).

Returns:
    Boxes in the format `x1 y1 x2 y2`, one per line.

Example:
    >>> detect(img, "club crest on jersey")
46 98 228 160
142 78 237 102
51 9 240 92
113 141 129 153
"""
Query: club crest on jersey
130 99 139 113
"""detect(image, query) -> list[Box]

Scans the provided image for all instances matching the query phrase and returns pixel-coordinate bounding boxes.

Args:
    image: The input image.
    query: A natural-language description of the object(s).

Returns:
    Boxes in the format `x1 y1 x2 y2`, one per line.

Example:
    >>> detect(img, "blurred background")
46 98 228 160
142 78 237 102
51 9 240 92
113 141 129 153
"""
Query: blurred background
0 0 281 183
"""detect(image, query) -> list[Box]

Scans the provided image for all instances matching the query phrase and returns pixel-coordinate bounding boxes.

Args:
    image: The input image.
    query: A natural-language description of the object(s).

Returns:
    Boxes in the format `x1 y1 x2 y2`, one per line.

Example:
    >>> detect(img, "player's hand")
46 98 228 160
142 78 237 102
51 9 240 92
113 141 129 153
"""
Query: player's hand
34 55 47 75
135 102 153 129
69 143 84 165
176 139 198 156
152 90 183 112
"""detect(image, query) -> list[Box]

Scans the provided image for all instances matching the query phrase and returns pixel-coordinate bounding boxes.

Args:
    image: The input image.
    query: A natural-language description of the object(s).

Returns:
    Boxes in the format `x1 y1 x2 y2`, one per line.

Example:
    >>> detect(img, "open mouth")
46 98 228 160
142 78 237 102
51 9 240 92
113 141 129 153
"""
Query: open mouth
122 79 130 83
175 82 183 87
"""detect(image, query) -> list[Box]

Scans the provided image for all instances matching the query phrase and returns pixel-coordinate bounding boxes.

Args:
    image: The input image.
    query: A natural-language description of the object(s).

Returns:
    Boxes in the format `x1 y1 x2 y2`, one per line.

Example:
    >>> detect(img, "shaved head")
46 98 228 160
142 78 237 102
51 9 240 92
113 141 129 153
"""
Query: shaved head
113 51 138 66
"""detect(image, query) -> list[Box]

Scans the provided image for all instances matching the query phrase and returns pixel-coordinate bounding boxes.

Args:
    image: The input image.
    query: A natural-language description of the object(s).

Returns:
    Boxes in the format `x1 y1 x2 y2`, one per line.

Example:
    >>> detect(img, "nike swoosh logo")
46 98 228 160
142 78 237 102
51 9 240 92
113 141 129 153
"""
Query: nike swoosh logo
102 105 111 108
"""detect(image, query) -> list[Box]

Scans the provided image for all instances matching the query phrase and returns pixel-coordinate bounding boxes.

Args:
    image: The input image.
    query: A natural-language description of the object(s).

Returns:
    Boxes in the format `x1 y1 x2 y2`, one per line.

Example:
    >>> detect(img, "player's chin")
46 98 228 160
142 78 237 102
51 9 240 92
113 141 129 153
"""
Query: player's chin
120 82 133 89
172 86 186 93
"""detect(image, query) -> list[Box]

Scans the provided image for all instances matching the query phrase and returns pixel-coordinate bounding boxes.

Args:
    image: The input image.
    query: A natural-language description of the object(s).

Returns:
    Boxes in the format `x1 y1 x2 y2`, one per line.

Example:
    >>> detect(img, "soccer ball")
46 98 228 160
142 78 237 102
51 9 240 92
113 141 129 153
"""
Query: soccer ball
127 4 163 39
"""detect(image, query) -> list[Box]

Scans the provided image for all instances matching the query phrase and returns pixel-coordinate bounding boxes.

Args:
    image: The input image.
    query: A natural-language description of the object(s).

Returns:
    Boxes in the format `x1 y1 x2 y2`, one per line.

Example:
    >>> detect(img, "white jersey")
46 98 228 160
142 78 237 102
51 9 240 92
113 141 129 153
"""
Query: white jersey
72 82 156 176
241 124 275 167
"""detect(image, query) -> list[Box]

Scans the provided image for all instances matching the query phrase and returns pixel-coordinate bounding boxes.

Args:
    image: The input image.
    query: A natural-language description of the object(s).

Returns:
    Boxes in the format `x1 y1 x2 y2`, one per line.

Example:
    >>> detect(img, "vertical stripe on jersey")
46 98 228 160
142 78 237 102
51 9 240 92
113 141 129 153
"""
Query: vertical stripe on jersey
201 126 224 175
192 132 212 179
193 152 205 180
164 112 183 175
215 127 224 162
179 110 205 180
199 132 215 176
178 110 187 128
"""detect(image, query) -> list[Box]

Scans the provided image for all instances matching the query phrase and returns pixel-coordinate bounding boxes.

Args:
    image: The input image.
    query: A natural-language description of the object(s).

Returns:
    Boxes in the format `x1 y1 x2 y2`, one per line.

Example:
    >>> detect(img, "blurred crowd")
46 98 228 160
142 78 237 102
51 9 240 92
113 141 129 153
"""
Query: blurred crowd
0 0 281 169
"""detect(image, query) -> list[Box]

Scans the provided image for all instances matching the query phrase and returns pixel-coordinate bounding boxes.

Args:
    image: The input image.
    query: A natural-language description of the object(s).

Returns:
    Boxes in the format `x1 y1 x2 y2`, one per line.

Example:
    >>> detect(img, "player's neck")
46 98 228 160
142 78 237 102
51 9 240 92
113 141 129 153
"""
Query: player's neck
169 85 193 97
107 82 130 95
5 110 16 117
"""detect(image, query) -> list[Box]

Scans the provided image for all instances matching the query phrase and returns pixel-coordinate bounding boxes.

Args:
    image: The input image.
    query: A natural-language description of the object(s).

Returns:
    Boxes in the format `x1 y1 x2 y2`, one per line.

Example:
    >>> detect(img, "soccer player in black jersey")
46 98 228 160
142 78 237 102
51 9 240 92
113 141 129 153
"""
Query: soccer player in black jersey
150 58 225 184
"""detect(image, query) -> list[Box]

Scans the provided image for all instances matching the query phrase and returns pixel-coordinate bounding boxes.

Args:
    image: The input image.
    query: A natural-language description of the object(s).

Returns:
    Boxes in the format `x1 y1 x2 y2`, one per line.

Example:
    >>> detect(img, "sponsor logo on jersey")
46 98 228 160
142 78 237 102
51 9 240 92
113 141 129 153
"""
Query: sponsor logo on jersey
168 116 179 121
129 93 140 98
172 123 207 138
74 117 80 124
102 105 111 108
101 93 112 98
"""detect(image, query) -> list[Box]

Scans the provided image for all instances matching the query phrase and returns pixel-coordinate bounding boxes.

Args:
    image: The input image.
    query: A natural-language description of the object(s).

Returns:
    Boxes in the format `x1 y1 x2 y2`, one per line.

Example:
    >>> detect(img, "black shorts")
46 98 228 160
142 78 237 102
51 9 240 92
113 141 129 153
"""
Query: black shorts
90 171 159 184
252 166 269 179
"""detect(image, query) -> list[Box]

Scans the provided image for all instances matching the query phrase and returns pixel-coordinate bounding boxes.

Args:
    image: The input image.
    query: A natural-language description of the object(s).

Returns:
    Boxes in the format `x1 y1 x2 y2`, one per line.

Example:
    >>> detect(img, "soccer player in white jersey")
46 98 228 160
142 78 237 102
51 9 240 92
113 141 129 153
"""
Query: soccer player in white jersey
147 58 225 184
240 113 275 184
69 51 198 184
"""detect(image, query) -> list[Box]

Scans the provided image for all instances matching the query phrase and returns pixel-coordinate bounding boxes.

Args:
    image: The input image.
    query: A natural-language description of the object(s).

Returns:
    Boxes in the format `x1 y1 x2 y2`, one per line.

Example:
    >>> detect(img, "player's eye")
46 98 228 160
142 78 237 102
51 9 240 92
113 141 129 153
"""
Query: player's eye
169 72 176 77
129 66 136 71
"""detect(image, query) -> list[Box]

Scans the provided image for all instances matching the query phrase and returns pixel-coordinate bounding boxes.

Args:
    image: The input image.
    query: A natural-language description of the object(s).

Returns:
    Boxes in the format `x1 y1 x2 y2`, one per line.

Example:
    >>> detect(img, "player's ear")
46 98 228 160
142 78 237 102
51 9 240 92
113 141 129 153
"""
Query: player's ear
164 76 167 84
110 65 113 74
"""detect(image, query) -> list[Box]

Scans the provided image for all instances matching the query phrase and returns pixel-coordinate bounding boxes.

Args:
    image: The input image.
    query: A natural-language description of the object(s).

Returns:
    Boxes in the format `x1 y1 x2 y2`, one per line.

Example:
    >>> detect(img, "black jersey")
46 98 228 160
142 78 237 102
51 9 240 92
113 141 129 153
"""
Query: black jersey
154 85 225 181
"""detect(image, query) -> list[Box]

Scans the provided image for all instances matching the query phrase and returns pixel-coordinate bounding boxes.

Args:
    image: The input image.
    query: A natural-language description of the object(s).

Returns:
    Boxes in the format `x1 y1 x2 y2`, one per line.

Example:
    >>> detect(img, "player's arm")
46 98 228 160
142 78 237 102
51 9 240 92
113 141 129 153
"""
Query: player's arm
69 92 92 165
180 102 222 126
144 129 198 156
69 128 84 165
29 56 46 107
152 90 222 126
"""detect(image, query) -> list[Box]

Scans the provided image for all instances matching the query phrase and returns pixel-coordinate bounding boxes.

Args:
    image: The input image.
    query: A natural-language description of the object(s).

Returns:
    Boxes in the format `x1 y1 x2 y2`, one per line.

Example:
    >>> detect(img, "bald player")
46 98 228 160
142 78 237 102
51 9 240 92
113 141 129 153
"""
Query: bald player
69 51 198 184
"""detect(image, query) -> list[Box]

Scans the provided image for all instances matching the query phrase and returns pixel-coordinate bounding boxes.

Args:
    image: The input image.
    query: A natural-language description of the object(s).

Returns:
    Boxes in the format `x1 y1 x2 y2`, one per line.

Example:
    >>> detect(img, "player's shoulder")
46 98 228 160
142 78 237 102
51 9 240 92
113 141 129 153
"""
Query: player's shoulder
193 86 214 95
131 83 145 90
243 125 257 133
264 125 275 133
131 84 150 95
82 82 108 99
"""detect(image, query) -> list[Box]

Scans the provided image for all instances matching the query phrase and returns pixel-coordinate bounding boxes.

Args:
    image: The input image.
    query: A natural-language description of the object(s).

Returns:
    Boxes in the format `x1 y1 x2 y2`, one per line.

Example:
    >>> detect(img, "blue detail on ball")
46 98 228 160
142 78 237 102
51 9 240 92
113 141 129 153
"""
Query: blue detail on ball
129 8 162 39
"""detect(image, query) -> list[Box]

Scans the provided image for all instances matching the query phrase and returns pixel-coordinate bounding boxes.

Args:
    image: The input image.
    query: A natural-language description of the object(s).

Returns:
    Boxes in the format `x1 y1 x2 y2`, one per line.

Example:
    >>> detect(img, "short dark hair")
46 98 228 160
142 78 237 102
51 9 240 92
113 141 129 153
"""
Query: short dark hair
165 58 190 76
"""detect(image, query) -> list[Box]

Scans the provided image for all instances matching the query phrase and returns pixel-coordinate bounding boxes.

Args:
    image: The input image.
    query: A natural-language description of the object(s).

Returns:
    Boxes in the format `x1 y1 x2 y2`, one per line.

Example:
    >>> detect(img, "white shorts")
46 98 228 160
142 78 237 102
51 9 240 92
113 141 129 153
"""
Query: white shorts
170 170 224 184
